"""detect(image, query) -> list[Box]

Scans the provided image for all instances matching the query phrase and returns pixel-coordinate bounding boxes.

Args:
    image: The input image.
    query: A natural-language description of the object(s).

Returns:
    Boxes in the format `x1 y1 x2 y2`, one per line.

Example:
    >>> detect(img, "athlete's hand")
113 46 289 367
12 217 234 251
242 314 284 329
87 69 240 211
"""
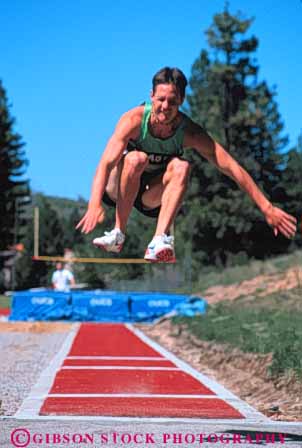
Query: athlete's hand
264 204 297 239
76 205 106 234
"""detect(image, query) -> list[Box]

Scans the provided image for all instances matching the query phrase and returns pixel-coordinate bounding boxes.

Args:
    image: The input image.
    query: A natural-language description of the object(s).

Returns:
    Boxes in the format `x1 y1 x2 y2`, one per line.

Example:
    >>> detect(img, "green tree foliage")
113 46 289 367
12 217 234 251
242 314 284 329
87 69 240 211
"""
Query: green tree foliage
278 133 302 248
0 80 30 250
183 7 291 270
280 133 302 214
15 194 68 289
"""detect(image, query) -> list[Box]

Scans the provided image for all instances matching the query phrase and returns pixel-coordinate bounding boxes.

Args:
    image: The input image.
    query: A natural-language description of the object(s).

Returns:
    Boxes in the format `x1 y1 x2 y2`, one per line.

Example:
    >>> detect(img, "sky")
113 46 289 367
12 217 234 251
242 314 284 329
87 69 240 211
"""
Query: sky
1 0 302 200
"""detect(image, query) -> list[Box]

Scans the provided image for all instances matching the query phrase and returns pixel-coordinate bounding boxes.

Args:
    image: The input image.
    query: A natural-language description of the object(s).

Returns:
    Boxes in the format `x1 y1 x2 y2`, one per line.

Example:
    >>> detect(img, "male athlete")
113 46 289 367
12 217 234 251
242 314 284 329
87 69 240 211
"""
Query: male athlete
76 67 297 262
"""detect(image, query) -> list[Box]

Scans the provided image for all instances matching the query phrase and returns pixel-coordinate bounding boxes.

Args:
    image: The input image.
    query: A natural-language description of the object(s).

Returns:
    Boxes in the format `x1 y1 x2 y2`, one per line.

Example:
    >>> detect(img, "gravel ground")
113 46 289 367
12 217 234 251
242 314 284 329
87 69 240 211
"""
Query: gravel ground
0 323 72 416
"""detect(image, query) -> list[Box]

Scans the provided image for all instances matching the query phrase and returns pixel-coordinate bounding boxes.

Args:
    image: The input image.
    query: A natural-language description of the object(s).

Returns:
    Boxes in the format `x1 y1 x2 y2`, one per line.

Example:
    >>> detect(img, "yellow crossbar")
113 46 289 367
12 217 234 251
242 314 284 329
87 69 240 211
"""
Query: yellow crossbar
32 256 176 264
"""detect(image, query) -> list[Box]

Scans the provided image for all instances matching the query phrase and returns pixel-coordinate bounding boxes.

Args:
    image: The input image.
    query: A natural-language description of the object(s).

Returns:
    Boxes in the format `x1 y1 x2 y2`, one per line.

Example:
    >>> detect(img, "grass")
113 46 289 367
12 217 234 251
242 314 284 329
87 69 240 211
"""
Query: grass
173 288 302 377
0 294 11 309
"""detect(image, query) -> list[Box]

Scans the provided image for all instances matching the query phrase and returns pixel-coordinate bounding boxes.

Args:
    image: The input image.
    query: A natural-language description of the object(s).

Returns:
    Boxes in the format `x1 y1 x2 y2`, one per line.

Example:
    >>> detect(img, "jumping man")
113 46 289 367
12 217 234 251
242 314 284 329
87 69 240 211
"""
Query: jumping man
76 67 297 262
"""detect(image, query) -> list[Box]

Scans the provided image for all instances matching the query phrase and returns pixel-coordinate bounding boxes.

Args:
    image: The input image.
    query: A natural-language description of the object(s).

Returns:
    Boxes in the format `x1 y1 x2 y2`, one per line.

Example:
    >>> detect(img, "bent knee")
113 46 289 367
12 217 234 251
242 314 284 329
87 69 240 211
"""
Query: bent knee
165 158 191 183
123 151 149 173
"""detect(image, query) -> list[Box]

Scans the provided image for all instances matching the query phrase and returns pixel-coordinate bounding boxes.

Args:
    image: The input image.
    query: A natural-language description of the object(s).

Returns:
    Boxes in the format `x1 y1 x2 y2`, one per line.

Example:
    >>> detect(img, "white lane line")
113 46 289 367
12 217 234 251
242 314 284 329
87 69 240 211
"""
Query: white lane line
45 393 217 398
67 356 165 360
13 415 249 423
126 324 270 424
14 323 80 419
61 366 179 371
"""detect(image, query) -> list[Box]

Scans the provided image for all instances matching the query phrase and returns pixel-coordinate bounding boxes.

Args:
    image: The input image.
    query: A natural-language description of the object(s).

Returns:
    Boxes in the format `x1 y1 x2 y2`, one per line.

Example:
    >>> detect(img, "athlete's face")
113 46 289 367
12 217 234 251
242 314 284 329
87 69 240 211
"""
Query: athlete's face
151 84 183 124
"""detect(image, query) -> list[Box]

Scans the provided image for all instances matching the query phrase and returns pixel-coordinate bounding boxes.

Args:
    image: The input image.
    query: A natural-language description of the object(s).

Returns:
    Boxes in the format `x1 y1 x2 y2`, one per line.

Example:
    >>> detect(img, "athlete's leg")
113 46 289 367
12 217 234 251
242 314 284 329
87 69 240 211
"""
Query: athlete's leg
155 158 190 234
141 158 190 234
141 158 190 262
105 162 123 202
94 151 148 252
93 162 125 252
115 151 149 232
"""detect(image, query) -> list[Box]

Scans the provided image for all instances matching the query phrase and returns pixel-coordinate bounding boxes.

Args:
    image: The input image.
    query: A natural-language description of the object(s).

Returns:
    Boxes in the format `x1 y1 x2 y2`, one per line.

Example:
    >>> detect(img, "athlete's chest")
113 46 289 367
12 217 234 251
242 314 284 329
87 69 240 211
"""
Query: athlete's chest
147 153 170 164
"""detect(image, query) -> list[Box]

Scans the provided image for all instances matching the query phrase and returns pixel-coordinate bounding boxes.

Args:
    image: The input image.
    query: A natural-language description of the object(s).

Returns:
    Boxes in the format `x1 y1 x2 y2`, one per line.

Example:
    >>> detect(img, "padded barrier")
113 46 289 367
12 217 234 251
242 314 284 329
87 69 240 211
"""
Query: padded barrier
10 290 72 321
10 290 207 322
129 292 190 322
71 290 129 322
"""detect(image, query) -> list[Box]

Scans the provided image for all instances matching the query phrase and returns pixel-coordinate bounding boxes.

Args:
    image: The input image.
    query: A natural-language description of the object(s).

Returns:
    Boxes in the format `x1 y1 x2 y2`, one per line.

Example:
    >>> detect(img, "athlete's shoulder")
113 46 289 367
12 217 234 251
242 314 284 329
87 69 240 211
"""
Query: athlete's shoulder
183 116 210 148
183 115 204 135
121 105 144 126
115 105 144 139
182 114 201 130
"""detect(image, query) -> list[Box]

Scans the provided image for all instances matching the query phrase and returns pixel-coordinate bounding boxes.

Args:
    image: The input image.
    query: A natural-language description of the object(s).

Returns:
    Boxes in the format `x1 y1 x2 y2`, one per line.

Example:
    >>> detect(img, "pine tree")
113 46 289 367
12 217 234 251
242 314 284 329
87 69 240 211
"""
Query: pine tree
182 6 290 267
279 133 302 248
0 80 30 250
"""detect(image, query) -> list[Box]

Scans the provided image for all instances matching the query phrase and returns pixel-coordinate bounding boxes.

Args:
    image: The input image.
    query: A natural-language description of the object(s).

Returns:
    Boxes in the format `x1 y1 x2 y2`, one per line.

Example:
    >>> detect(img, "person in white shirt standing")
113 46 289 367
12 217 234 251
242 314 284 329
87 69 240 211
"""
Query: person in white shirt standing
51 262 75 292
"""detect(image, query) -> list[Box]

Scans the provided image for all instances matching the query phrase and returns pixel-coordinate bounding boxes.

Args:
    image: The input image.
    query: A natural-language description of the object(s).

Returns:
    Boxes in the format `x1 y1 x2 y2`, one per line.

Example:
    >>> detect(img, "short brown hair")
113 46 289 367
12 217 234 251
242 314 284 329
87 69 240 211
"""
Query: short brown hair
152 67 188 100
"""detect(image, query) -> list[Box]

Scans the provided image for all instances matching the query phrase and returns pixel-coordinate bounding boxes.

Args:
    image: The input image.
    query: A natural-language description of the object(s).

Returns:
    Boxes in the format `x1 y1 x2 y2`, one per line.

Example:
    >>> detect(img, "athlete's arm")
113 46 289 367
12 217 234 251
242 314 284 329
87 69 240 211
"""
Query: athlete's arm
76 108 142 234
184 121 297 239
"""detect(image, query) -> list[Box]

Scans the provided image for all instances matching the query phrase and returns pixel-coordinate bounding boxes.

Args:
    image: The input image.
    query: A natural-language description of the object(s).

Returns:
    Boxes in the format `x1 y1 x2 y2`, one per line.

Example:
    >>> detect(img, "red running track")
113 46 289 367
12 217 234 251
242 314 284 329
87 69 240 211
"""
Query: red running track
0 308 10 316
40 323 244 419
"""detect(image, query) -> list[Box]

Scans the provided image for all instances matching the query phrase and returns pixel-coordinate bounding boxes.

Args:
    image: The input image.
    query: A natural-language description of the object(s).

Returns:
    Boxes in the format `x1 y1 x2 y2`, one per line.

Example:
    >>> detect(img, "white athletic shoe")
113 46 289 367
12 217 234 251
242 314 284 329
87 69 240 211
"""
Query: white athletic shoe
144 234 176 263
93 228 125 253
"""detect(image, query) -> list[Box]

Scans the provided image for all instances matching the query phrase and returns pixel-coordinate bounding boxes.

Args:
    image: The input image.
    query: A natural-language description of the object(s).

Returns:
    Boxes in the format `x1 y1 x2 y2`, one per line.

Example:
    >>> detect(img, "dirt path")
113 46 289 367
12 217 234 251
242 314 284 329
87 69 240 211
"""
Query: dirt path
203 266 302 304
140 320 302 421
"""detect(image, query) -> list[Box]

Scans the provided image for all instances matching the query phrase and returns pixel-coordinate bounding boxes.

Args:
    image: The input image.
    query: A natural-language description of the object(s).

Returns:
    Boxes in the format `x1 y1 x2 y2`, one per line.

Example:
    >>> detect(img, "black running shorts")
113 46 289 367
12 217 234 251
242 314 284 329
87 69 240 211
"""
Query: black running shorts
102 169 163 219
